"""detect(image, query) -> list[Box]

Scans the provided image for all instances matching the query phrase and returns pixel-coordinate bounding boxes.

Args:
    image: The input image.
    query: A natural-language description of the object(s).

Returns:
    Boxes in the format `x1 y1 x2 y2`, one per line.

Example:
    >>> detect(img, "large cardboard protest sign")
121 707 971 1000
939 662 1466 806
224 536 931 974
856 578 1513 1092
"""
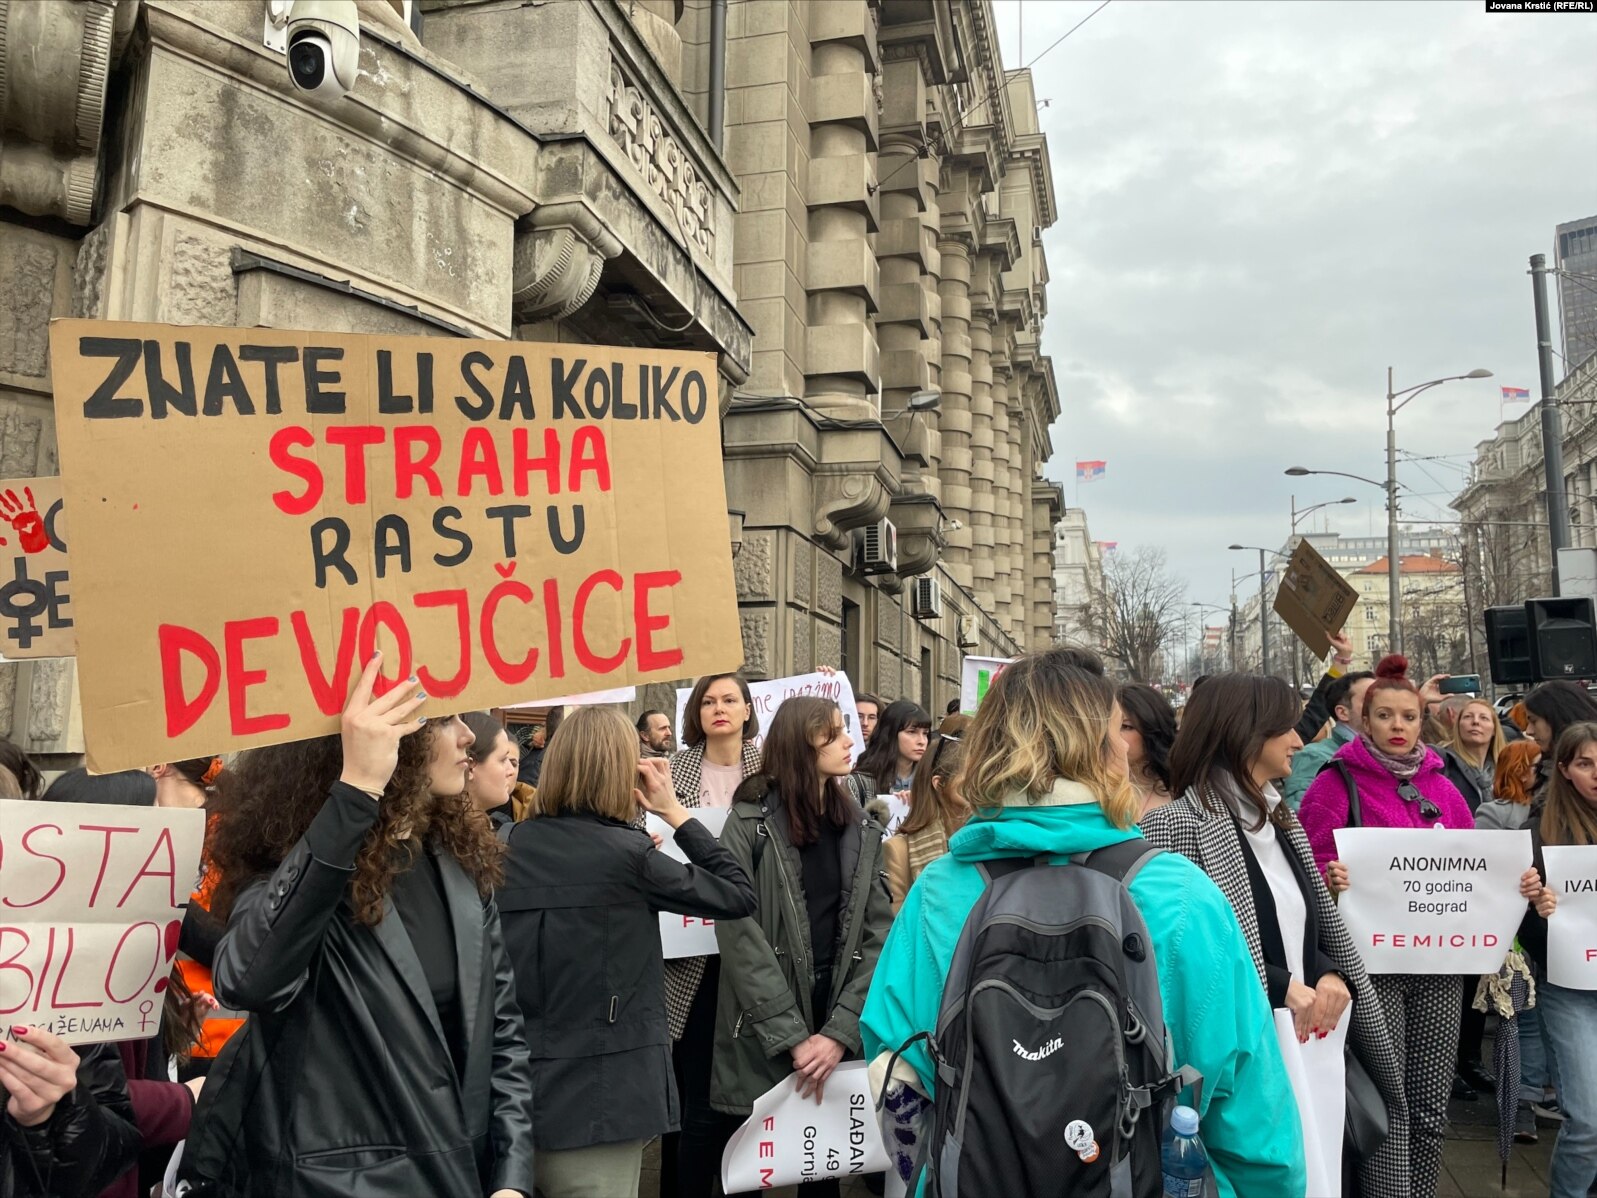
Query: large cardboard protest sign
0 802 205 1044
0 476 71 659
1543 845 1597 989
674 672 864 765
645 808 732 958
1273 539 1358 659
722 1060 890 1192
959 655 1013 714
48 320 741 770
1333 828 1532 973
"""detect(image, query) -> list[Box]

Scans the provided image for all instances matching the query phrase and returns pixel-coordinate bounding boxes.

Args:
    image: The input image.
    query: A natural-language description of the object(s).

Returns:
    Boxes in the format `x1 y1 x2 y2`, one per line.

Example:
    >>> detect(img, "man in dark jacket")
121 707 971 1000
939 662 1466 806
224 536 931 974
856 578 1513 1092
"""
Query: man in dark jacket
0 1031 140 1198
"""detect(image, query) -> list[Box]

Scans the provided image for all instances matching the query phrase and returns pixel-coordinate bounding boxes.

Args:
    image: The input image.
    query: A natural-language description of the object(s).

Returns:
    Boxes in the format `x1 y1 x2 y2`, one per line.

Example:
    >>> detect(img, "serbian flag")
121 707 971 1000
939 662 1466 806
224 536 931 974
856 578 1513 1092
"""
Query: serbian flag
1502 386 1531 402
1095 540 1119 553
1076 460 1106 482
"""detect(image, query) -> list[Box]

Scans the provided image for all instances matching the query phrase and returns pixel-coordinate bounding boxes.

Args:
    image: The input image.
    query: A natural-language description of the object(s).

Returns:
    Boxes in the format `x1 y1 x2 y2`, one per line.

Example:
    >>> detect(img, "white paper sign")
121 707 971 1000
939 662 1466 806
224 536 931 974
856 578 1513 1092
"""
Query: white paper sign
646 809 732 958
1273 1009 1348 1198
0 801 206 1043
503 685 637 710
675 672 863 764
879 796 910 837
722 1060 890 1192
1543 844 1597 989
1333 828 1532 973
959 655 1014 714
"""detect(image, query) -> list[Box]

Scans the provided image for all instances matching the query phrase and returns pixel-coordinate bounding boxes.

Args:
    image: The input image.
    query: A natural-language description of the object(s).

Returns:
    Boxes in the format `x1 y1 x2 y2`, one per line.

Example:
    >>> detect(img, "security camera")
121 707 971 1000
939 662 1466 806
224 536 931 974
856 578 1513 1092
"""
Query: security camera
285 0 360 99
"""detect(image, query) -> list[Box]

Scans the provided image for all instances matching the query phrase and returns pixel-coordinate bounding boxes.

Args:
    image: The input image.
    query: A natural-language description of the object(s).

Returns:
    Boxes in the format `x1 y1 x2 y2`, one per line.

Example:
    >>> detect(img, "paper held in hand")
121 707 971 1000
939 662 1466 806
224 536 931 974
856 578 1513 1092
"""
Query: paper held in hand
645 809 731 958
1273 1009 1348 1198
1272 539 1358 660
0 802 206 1044
1543 844 1597 990
1332 828 1532 973
721 1060 890 1193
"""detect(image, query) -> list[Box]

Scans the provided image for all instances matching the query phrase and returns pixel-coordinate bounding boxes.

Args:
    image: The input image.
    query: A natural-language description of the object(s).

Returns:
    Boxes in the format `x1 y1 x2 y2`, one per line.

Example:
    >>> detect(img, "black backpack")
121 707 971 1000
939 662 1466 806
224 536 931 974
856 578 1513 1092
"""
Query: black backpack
886 838 1202 1198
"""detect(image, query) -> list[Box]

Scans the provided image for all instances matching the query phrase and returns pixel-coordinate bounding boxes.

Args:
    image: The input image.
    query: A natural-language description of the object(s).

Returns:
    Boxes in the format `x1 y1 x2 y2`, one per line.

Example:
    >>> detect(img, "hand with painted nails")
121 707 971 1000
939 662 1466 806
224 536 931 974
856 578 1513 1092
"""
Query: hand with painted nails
1309 971 1351 1035
0 1025 80 1127
1284 979 1318 1041
339 653 429 797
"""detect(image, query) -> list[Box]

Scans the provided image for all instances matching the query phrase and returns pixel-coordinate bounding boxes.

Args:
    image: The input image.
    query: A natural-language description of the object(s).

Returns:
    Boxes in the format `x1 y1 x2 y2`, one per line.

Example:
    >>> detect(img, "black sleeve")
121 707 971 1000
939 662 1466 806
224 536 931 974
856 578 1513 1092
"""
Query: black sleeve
1519 824 1550 969
636 817 757 920
19 1042 140 1198
1264 962 1292 1009
212 782 379 1013
179 900 226 968
1294 670 1338 744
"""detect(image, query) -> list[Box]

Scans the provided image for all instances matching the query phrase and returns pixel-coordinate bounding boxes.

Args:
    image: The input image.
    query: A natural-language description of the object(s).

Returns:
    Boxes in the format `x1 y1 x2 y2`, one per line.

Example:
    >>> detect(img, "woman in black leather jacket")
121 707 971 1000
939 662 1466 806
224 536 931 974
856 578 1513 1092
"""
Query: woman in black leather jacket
499 705 755 1198
177 654 535 1198
1 1027 139 1198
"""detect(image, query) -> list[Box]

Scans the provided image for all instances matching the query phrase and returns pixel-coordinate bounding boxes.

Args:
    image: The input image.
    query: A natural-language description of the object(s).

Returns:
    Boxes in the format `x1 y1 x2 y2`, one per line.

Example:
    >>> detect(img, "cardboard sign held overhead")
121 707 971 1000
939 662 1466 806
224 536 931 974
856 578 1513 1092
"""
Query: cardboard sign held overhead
1273 539 1358 659
0 476 71 660
48 320 743 771
0 802 206 1044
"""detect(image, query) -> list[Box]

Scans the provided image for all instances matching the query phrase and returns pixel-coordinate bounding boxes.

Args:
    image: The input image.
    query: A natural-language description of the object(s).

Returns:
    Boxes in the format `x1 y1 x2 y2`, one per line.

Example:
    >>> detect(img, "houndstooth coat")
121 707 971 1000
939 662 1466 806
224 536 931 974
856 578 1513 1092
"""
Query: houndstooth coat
663 740 764 1040
1140 784 1410 1198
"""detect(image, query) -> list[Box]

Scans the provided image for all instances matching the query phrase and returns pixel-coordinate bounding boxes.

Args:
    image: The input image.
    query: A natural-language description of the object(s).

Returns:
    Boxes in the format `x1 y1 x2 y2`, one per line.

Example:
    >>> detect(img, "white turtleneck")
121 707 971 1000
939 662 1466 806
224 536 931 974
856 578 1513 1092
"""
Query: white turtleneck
1223 780 1308 984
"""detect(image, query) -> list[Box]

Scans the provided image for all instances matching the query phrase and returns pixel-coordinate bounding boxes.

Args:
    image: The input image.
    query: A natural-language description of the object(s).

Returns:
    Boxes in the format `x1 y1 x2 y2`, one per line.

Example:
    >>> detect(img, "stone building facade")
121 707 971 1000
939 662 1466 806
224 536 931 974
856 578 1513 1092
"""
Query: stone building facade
0 0 1062 764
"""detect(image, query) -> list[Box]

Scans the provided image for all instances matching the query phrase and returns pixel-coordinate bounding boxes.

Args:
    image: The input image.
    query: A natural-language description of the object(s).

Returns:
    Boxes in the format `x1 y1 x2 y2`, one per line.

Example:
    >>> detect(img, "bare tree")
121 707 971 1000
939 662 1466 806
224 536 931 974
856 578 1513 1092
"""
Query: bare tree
1084 547 1187 682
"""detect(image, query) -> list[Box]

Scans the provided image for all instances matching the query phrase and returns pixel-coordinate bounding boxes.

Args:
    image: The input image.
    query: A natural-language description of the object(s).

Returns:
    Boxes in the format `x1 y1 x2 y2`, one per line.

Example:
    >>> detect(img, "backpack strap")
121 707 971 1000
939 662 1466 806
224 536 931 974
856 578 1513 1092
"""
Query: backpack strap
976 855 1052 885
1317 757 1362 828
495 819 514 844
1073 836 1162 886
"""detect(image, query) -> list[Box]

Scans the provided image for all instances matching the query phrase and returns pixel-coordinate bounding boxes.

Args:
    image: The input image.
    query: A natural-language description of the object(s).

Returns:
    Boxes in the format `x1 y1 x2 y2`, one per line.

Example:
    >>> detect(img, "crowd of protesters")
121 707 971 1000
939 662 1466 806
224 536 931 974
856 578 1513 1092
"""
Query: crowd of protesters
5 641 1597 1198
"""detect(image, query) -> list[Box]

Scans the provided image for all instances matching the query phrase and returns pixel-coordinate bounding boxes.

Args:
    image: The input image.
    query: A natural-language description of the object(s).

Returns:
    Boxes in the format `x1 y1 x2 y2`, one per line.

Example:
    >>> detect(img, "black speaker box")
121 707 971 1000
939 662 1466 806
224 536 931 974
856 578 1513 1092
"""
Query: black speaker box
1484 605 1534 686
1526 596 1597 682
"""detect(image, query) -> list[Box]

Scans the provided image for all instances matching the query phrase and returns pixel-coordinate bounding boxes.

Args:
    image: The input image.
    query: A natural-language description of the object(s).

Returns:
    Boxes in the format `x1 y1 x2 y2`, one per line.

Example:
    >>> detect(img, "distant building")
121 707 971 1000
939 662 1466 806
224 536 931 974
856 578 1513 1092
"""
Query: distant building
1053 511 1104 650
1557 214 1597 371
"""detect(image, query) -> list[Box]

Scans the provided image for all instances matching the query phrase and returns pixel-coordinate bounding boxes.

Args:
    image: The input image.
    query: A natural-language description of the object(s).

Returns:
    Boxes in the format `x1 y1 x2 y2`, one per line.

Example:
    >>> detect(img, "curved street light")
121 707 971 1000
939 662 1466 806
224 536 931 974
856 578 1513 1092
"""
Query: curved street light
1228 544 1289 675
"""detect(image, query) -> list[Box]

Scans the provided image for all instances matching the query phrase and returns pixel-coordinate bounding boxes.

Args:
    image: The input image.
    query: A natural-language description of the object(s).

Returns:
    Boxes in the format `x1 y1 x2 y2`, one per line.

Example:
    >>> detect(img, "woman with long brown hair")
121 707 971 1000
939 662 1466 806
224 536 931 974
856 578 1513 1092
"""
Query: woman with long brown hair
177 655 534 1198
1142 672 1403 1196
709 696 892 1198
1517 722 1597 1198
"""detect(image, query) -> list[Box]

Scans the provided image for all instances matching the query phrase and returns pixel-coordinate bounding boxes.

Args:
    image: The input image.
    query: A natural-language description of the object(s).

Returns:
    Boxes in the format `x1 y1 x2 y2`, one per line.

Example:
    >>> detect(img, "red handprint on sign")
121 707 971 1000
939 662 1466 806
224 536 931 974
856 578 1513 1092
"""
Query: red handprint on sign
0 487 48 553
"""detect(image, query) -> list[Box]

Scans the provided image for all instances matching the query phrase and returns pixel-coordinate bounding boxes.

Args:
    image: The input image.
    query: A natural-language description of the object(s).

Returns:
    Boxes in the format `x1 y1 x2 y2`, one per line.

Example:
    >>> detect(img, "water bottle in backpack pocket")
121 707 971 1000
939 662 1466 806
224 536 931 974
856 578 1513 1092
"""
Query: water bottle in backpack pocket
1160 1105 1208 1198
882 839 1209 1198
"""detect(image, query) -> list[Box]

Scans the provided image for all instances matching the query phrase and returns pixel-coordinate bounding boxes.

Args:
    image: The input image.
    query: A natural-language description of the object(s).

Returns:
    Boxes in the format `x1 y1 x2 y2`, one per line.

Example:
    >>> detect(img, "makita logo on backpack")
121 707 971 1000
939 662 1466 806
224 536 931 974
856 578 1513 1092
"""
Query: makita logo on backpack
1012 1036 1064 1062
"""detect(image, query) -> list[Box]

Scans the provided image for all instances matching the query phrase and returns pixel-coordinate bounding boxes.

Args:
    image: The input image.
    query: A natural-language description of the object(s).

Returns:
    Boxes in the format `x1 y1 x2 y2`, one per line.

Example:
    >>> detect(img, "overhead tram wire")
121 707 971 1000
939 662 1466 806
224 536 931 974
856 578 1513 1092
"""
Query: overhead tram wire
871 0 1113 198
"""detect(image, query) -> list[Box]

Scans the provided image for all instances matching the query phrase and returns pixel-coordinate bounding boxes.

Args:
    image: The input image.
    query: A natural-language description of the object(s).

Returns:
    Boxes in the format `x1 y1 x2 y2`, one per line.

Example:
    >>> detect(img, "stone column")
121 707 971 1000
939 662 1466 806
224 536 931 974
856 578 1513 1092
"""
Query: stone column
988 332 1013 615
938 237 974 589
877 133 934 471
1011 386 1032 638
968 262 997 607
803 5 879 418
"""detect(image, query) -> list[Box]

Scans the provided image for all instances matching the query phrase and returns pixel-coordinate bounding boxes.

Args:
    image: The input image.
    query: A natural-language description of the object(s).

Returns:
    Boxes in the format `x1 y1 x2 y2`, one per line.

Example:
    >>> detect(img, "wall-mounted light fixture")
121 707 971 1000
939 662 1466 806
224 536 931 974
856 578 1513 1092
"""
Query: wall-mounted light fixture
728 508 746 559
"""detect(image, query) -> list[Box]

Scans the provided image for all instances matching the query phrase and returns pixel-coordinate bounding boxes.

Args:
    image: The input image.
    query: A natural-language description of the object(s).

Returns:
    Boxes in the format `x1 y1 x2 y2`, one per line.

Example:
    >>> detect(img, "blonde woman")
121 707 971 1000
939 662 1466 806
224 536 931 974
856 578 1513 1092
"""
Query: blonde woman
860 647 1305 1196
1439 698 1505 814
497 706 755 1198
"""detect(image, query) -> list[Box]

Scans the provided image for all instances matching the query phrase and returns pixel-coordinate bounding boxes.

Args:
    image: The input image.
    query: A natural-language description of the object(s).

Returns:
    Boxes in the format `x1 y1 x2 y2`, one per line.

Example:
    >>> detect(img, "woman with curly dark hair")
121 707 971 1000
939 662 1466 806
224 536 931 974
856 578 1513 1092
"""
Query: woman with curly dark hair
177 655 535 1198
1117 683 1177 814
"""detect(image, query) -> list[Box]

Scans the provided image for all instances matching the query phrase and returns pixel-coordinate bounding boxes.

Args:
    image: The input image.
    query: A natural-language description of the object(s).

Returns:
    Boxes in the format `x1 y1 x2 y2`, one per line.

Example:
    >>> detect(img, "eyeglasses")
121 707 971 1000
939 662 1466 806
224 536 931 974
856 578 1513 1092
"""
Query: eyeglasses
1397 781 1441 822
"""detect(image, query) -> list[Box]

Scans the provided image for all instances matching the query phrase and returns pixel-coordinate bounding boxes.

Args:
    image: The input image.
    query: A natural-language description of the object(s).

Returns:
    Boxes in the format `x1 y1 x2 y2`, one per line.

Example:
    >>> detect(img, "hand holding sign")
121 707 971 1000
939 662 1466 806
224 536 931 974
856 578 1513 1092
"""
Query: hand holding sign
0 1026 79 1127
792 1033 846 1101
338 653 428 796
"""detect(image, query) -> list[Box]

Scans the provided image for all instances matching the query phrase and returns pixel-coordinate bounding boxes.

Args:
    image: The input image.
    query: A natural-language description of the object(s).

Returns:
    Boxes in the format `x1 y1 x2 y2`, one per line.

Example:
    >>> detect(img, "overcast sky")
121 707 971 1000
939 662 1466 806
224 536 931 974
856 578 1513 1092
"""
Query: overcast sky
991 0 1597 632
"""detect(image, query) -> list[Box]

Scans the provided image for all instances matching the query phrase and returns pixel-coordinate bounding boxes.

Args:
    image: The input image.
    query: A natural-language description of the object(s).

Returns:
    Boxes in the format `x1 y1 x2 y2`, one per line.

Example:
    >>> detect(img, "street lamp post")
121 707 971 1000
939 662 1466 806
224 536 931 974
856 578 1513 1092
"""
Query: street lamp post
1229 545 1290 677
1383 368 1492 655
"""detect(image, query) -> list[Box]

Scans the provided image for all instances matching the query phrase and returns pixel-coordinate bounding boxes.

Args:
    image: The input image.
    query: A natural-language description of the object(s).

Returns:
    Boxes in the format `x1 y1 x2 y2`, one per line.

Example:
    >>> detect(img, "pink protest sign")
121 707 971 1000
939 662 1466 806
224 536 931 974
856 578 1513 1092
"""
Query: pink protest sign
0 801 205 1043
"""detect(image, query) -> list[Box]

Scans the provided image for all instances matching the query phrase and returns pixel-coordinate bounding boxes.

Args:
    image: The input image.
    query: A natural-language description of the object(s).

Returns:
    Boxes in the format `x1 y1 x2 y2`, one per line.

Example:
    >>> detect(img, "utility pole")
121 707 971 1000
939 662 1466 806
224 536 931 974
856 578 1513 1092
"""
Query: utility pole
1531 253 1571 592
1257 547 1270 677
1386 368 1403 657
1229 571 1239 672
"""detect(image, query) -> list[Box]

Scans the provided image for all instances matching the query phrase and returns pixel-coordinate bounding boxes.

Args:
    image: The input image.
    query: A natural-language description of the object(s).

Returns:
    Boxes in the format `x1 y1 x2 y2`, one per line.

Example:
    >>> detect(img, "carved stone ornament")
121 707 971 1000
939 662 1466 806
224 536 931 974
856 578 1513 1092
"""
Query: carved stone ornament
813 468 890 554
607 61 715 258
512 202 623 323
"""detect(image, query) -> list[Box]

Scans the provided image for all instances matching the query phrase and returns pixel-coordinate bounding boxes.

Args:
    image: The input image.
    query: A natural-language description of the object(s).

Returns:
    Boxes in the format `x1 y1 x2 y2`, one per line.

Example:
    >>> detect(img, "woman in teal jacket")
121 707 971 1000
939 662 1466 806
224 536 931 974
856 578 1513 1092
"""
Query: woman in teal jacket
861 648 1306 1198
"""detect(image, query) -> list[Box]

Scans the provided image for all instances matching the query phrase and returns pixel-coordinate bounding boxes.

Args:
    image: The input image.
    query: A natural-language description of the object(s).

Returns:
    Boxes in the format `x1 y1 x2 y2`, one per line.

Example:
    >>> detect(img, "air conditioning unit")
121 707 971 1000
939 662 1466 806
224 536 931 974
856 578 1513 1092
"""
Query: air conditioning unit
911 576 943 619
856 519 898 575
957 614 979 648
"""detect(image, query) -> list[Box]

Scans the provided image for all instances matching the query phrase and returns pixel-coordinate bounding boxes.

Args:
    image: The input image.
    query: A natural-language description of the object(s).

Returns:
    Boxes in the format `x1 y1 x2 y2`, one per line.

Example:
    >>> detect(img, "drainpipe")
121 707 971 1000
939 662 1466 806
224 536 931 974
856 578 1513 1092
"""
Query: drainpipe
708 0 727 150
